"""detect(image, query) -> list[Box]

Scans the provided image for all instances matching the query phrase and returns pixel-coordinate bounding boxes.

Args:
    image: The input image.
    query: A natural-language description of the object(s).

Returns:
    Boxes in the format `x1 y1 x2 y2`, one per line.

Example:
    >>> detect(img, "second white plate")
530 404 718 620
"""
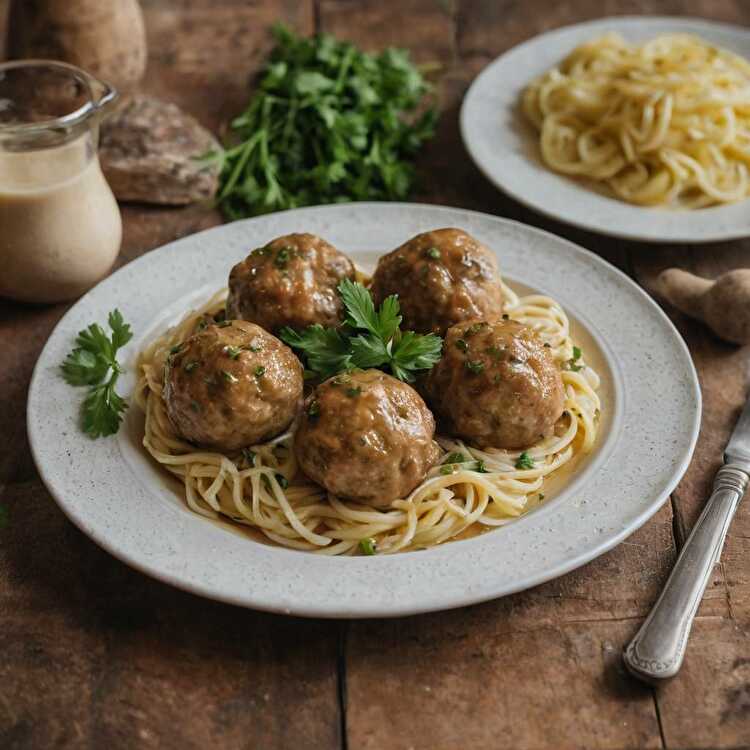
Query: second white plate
460 16 750 244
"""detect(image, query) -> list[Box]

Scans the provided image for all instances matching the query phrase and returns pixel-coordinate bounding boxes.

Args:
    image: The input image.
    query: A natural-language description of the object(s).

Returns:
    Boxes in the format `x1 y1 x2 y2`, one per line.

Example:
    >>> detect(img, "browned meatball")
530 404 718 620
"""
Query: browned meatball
423 319 565 449
164 320 303 451
226 233 356 333
295 370 441 507
370 228 504 336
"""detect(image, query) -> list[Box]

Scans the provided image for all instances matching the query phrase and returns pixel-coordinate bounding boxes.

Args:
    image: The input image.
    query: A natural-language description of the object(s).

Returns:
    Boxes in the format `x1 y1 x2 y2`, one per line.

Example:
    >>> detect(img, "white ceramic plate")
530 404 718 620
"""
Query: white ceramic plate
28 203 700 618
461 16 750 244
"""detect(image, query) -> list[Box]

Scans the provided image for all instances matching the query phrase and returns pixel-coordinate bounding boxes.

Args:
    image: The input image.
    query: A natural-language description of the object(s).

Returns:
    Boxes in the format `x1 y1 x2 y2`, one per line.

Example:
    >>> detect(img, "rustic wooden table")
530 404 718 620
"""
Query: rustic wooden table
2 1 749 748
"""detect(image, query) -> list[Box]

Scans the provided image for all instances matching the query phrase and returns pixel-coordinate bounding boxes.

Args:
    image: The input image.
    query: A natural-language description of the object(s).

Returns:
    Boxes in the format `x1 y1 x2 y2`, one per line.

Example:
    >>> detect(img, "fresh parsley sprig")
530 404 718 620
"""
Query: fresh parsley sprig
207 24 437 219
280 279 442 383
61 310 133 438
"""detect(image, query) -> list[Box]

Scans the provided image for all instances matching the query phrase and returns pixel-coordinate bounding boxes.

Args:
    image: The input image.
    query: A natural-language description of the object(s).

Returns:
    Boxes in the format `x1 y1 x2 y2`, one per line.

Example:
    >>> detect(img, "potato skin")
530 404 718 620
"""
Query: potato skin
226 233 355 334
422 319 565 449
370 228 504 336
295 370 441 507
164 320 303 451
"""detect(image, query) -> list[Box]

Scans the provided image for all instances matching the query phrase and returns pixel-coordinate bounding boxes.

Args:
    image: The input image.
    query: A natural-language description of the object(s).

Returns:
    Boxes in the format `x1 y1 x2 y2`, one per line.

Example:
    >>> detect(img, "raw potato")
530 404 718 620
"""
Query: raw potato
7 0 147 93
657 268 750 345
99 96 221 205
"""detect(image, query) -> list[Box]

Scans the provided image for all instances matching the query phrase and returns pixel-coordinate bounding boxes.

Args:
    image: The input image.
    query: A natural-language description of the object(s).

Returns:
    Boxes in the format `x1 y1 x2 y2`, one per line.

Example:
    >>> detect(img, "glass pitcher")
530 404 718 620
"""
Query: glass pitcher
0 60 122 304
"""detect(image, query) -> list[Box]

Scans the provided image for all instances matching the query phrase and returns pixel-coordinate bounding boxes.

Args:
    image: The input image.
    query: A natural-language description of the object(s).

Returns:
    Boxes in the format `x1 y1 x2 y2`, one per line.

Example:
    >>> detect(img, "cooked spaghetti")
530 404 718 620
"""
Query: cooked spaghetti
135 283 601 555
522 33 750 208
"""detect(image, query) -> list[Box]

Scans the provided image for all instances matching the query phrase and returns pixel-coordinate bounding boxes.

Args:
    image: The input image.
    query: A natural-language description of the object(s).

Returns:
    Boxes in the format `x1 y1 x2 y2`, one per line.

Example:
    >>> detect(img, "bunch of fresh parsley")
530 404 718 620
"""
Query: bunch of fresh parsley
210 24 437 219
61 310 133 438
280 279 442 382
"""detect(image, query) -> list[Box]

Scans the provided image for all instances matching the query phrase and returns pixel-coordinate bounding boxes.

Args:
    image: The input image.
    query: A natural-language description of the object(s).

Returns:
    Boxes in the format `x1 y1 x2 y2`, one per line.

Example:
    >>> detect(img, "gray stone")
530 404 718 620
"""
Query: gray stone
100 95 221 206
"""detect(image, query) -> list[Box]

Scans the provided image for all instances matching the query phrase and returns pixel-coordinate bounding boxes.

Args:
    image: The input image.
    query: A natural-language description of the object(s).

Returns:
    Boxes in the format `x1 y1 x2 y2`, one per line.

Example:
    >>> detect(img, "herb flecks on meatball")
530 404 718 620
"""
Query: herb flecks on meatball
370 228 504 336
423 319 565 449
164 320 303 451
295 369 441 507
226 233 356 333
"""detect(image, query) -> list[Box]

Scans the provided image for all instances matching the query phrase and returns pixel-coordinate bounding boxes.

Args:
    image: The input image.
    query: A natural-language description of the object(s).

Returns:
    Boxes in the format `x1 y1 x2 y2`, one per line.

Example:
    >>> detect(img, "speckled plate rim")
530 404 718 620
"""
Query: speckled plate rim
27 203 701 618
460 16 750 244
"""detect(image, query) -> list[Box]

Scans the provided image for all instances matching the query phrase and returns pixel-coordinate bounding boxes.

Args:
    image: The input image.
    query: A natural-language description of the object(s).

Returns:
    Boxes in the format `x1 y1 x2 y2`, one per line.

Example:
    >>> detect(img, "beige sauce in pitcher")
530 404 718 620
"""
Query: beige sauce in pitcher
0 135 122 303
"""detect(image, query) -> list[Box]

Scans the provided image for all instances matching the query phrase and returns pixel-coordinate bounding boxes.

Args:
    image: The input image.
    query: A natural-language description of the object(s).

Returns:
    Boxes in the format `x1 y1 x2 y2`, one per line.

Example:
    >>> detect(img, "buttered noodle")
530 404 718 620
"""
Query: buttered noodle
136 283 601 555
522 33 750 207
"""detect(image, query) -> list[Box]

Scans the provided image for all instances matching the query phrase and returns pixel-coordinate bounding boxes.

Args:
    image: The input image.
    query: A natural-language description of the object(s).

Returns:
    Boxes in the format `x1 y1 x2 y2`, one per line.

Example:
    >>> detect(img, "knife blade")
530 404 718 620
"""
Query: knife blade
725 395 750 472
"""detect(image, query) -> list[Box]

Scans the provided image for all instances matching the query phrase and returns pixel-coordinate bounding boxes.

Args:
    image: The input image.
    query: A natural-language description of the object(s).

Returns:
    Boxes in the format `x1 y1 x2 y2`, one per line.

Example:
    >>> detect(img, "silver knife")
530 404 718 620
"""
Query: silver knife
623 394 750 683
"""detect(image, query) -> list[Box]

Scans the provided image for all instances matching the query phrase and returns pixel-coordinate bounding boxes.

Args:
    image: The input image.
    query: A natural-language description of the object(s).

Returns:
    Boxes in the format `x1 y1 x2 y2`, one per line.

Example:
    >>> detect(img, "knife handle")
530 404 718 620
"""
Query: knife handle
623 464 747 683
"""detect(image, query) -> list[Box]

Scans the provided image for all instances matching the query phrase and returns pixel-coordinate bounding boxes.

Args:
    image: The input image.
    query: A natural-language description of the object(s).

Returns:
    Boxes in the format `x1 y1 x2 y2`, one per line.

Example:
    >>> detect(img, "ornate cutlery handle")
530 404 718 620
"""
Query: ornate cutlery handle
623 464 748 682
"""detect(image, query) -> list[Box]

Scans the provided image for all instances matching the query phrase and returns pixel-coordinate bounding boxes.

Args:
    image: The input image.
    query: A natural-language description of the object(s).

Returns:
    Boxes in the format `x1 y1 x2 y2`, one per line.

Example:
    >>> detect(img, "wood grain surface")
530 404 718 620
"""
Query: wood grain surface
1 1 749 748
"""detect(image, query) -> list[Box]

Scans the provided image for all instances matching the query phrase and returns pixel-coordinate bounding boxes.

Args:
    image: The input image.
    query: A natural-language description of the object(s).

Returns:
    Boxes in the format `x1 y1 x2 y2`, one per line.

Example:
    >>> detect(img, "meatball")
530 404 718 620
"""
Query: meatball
295 370 441 507
423 319 565 449
370 228 504 336
226 233 356 333
164 320 303 451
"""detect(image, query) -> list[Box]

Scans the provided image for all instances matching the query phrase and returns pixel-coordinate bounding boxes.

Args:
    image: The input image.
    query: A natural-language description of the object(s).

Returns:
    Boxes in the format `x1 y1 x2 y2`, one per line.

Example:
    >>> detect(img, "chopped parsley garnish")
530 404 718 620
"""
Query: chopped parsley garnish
444 452 466 464
244 343 262 353
465 323 485 337
567 345 584 372
486 345 503 360
222 370 239 383
475 459 488 473
455 338 468 352
274 247 291 269
308 399 321 417
359 537 377 556
254 366 266 378
60 309 133 438
276 474 289 490
345 386 362 398
261 473 289 490
426 247 441 260
440 464 456 475
281 279 442 382
209 24 437 219
465 360 484 375
224 345 243 360
515 452 535 470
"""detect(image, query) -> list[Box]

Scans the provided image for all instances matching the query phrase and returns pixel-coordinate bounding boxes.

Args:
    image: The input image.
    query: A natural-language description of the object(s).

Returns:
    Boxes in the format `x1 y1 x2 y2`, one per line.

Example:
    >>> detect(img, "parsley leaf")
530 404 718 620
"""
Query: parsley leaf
350 334 390 369
338 277 382 336
82 382 128 439
390 330 442 382
60 310 133 438
280 324 353 380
